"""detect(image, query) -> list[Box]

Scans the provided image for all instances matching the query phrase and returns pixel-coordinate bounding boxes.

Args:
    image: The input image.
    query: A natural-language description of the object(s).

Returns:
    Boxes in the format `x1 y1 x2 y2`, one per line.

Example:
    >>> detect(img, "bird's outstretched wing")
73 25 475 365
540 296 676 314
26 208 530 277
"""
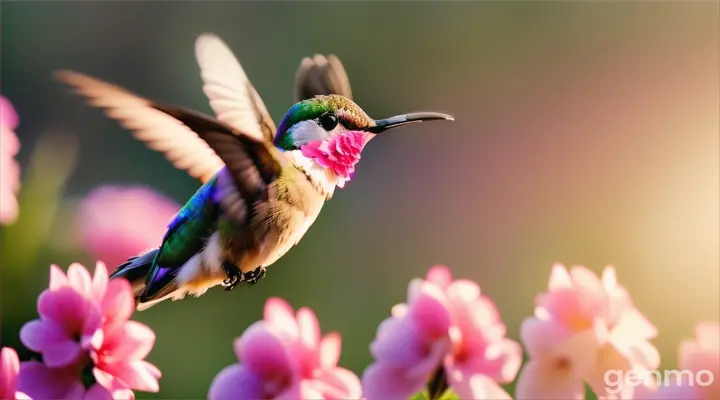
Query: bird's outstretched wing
195 33 277 143
54 70 225 183
294 54 353 102
149 102 287 225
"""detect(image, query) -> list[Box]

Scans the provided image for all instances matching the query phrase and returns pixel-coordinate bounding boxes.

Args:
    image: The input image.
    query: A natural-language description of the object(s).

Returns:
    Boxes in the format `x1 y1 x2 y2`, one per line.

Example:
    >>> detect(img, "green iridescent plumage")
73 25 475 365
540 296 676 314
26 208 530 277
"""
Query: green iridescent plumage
274 95 375 150
143 178 220 299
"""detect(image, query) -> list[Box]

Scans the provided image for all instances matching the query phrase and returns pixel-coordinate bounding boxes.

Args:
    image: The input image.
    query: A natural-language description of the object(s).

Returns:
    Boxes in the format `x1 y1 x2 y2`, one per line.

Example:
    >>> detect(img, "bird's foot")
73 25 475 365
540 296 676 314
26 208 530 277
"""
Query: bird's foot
242 266 267 286
222 261 243 291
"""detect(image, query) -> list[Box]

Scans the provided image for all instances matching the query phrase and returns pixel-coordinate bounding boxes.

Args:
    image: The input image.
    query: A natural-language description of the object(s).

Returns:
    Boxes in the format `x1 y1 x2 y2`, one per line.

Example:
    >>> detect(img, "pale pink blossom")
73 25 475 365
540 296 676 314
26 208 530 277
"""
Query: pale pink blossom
300 131 369 188
0 347 31 399
635 322 719 400
0 95 21 225
208 297 361 400
362 265 522 400
515 264 659 399
19 263 160 398
77 185 180 267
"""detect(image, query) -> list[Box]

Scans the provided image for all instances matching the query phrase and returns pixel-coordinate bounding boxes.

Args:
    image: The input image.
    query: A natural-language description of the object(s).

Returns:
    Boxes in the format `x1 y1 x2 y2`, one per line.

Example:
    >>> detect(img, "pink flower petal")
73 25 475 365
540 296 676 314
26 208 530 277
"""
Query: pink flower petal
235 322 293 377
446 371 512 400
91 263 109 303
100 280 134 334
296 307 320 350
100 360 160 393
18 361 85 400
548 264 573 291
451 338 522 384
520 318 574 359
0 96 19 129
425 265 453 289
320 333 341 369
264 298 299 340
38 287 95 334
310 367 362 400
82 384 114 400
611 307 658 342
49 265 70 290
102 321 155 360
515 360 585 399
407 283 452 335
361 363 426 400
207 364 264 400
19 320 83 368
0 347 19 399
369 317 425 367
68 263 93 296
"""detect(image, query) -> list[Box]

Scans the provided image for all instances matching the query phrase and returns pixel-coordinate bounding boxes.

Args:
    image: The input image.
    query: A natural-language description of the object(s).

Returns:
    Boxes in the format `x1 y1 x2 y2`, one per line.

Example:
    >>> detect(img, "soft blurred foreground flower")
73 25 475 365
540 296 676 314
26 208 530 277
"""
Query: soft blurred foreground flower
18 262 160 399
0 347 31 399
362 265 522 400
77 185 180 267
515 264 659 399
208 297 361 400
634 322 719 400
0 95 21 226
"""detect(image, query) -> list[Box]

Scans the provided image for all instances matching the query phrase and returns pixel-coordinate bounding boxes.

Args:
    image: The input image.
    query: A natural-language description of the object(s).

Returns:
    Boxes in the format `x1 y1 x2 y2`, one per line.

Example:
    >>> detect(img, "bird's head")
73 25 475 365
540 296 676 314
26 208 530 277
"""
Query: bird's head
274 94 453 187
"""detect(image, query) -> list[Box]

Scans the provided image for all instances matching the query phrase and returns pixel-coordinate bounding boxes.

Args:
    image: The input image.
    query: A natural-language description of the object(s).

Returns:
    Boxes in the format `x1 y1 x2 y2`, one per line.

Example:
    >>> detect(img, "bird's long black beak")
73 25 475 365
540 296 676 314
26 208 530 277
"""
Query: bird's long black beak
367 112 454 134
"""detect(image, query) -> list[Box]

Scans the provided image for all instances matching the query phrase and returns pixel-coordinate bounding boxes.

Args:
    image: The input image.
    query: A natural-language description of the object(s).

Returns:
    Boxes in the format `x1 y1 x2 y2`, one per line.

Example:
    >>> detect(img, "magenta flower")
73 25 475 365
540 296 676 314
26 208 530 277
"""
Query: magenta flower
77 185 180 267
515 264 659 399
635 322 719 400
0 95 21 226
300 131 369 187
19 265 104 368
362 265 522 400
208 297 361 400
19 263 160 398
0 347 31 399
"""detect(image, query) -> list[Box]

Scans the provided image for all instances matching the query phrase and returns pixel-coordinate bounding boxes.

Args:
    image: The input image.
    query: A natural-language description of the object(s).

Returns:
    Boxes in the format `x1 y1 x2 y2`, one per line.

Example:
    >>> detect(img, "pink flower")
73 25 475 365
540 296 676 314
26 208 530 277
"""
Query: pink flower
77 185 180 267
19 263 160 398
0 347 31 399
300 131 369 188
362 265 522 400
20 265 104 368
0 95 21 226
635 322 719 400
515 264 659 399
208 297 361 400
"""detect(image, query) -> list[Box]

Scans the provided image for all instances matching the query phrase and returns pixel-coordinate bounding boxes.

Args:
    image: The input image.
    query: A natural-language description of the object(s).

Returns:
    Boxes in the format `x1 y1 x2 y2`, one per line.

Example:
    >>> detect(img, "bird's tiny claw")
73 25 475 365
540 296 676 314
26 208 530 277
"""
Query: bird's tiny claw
222 261 243 291
243 266 267 286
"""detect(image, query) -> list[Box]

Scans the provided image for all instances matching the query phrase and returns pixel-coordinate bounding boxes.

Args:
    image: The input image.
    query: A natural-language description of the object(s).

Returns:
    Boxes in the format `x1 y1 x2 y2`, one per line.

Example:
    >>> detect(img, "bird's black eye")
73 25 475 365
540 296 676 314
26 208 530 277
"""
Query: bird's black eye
319 112 339 131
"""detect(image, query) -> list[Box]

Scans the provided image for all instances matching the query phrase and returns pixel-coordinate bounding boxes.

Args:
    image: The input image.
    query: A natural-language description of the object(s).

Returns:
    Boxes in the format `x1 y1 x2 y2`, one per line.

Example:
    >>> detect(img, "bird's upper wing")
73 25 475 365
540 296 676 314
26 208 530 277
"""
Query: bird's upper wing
149 102 287 226
195 33 277 143
294 54 353 102
55 70 225 183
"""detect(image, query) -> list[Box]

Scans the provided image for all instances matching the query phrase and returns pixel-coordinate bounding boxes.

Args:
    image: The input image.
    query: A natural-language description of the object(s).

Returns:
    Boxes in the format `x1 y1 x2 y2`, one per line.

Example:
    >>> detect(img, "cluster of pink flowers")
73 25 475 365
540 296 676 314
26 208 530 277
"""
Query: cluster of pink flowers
0 95 21 226
362 265 522 399
1 258 717 399
515 264 660 398
208 297 362 399
1 263 160 399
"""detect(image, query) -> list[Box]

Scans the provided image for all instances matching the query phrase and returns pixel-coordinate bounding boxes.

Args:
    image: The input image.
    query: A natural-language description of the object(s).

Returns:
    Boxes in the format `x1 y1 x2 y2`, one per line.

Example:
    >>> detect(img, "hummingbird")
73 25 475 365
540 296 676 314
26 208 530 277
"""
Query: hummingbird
56 33 454 310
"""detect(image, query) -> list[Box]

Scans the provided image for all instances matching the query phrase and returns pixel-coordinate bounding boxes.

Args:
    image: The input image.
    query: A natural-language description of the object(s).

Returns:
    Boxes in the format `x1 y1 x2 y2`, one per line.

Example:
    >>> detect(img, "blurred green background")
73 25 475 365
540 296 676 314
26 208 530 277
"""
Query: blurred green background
1 1 718 398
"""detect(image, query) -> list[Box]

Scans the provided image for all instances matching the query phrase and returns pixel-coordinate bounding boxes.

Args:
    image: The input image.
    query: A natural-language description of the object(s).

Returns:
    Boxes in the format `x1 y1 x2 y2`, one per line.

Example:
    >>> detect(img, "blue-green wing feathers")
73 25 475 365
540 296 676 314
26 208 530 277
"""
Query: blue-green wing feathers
139 178 220 302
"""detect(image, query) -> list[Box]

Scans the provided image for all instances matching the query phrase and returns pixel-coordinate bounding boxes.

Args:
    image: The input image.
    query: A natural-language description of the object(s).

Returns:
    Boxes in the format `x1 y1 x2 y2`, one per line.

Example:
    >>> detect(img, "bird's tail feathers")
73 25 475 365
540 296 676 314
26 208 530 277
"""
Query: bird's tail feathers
110 248 159 298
